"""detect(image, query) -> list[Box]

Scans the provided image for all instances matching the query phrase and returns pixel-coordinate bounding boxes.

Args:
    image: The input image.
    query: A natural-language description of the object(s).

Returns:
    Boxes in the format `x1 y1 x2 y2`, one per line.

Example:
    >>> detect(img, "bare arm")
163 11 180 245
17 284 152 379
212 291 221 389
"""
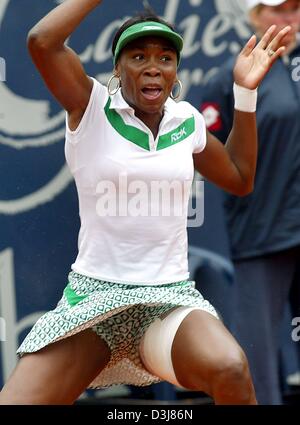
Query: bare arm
27 0 103 128
194 25 291 196
194 115 257 196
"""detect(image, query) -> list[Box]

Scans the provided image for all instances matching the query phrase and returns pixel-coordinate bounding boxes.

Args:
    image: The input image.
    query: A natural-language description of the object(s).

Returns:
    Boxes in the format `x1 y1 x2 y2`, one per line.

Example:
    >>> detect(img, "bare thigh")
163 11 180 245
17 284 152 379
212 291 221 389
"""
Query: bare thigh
0 329 111 405
171 310 249 395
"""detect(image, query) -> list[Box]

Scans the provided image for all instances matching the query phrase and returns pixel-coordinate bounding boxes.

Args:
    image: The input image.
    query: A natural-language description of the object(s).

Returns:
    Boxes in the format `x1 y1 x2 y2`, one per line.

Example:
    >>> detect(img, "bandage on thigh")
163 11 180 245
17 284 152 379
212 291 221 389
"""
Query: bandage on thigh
139 306 204 387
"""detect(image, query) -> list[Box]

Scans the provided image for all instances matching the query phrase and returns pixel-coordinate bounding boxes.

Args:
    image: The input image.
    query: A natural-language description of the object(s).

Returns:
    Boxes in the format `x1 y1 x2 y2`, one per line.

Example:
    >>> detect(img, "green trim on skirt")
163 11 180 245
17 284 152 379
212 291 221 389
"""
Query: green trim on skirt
17 271 218 388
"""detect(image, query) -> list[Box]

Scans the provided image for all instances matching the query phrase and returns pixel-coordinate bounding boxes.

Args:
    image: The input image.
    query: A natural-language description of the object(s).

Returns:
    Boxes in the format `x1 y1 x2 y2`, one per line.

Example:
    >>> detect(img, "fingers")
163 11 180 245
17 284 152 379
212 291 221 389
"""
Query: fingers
240 25 291 59
251 24 291 63
268 46 286 64
240 35 257 57
267 25 291 54
256 24 277 50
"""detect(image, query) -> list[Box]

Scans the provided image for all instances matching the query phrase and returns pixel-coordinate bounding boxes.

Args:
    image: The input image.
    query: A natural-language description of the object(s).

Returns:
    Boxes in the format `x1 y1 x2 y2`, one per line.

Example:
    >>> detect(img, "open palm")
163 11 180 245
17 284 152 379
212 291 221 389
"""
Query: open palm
234 25 291 90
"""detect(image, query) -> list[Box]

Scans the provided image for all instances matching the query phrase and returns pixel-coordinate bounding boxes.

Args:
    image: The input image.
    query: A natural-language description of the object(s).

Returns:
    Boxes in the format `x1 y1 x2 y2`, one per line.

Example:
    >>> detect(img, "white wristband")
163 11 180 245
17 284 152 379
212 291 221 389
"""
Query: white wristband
233 83 257 113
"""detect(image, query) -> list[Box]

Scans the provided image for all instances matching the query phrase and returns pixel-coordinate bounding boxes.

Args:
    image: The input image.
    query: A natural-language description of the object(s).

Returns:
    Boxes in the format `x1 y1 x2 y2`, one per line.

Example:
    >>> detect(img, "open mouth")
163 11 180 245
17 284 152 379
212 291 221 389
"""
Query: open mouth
141 87 163 100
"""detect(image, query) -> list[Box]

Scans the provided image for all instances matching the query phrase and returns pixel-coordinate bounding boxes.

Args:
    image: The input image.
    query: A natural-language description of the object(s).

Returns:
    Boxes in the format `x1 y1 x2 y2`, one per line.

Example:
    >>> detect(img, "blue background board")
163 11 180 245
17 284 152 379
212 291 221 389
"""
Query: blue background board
0 0 250 389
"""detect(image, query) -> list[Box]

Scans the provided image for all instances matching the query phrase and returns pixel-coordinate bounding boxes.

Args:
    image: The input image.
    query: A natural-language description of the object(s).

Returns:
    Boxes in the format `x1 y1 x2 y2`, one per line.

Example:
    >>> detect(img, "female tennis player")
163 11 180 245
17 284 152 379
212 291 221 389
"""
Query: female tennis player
0 0 290 404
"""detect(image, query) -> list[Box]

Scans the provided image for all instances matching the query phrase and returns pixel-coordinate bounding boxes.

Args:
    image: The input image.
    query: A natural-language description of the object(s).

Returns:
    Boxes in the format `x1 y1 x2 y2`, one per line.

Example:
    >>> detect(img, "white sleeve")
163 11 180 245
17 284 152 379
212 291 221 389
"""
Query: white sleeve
65 77 108 145
192 108 207 154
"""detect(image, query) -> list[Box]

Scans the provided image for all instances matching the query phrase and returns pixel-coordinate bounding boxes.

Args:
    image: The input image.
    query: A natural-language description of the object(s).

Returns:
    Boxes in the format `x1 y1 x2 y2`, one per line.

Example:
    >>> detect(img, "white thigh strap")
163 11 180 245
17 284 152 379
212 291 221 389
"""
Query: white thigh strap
139 306 202 387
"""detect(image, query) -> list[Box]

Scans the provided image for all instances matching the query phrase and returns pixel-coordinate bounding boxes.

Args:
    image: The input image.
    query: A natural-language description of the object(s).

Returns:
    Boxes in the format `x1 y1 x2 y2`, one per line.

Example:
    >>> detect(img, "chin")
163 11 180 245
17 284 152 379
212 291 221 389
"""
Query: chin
143 106 164 115
140 101 165 114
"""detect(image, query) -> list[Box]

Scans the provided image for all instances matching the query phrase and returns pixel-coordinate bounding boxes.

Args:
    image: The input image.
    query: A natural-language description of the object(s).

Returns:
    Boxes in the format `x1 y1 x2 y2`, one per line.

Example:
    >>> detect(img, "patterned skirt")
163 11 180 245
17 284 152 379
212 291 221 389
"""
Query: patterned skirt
17 271 218 388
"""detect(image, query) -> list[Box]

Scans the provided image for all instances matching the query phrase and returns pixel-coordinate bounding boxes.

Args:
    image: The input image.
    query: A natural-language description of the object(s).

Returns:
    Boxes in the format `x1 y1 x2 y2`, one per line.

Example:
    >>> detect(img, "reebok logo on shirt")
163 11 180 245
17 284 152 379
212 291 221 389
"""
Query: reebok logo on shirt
171 127 187 143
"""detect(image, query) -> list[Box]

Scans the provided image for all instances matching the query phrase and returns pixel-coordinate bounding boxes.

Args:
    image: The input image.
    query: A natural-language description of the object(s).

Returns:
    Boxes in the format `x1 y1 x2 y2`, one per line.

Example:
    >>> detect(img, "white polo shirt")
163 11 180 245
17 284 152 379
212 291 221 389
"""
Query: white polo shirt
65 77 206 285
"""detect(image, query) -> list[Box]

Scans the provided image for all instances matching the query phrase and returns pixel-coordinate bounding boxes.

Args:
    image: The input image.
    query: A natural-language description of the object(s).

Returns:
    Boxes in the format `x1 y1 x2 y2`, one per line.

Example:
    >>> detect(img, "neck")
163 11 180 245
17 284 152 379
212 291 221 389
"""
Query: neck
120 90 165 139
134 110 164 139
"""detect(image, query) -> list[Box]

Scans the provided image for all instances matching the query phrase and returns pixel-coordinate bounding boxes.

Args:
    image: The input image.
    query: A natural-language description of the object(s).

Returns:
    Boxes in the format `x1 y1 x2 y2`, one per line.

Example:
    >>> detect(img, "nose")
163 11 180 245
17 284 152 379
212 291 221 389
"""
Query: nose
143 58 161 77
144 67 161 77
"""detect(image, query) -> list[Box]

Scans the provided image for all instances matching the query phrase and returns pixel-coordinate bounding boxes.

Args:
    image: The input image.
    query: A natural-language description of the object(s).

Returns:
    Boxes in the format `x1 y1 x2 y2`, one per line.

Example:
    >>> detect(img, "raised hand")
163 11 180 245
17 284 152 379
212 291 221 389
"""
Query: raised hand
234 25 291 90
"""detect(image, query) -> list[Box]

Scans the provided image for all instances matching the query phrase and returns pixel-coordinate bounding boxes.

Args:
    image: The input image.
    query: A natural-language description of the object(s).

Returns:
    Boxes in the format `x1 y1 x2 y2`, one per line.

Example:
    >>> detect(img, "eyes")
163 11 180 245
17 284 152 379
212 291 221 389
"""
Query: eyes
131 53 175 63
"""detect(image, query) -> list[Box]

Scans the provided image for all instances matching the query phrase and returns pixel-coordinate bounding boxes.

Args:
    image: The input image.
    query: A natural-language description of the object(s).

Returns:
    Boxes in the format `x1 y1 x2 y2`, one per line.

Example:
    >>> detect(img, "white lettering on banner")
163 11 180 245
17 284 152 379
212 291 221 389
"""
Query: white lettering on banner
0 318 5 342
202 15 232 56
0 57 5 82
92 19 128 63
0 249 45 382
292 57 300 82
179 15 202 57
164 0 181 24
292 317 300 342
0 164 73 215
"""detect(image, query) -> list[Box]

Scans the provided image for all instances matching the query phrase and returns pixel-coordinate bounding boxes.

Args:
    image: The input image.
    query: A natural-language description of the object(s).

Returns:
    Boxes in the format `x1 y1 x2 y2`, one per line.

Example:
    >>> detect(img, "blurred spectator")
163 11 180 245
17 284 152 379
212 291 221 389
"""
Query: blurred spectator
201 0 300 404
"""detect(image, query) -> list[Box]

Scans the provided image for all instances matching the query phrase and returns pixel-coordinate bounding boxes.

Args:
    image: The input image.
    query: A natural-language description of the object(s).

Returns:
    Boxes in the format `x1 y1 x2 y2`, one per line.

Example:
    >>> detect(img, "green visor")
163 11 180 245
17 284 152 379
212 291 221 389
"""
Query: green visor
113 21 183 66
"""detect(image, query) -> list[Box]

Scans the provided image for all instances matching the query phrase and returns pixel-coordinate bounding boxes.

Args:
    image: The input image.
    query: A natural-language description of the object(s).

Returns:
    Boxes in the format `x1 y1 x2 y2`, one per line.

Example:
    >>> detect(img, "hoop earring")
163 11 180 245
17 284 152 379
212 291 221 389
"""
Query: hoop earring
170 80 183 100
107 74 121 96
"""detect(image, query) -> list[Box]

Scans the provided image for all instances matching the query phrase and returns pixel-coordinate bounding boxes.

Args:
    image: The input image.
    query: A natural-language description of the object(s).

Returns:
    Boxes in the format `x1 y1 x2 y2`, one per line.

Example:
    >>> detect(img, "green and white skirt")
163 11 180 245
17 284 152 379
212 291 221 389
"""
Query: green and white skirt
17 271 218 388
